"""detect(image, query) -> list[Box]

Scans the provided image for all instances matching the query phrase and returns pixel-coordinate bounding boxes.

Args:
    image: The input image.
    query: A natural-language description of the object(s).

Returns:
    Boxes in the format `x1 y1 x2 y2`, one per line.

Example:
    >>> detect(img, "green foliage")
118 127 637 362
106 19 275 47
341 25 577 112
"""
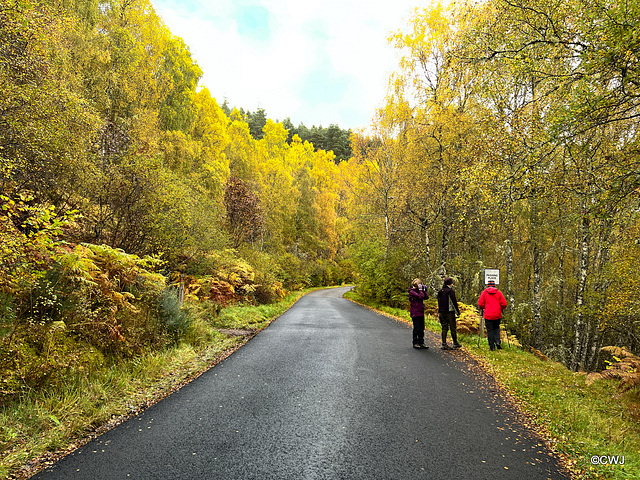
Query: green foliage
0 322 104 396
158 35 203 132
287 120 352 163
235 248 288 303
350 238 410 307
227 107 352 162
1 242 169 398
272 252 309 290
0 0 100 201
246 108 267 140
157 288 191 342
0 195 73 293
78 158 168 253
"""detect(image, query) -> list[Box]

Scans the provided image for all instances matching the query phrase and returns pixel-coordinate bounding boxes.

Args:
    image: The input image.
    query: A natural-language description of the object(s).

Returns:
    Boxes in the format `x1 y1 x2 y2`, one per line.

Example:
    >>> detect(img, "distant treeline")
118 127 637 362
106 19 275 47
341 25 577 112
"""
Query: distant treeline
221 104 352 163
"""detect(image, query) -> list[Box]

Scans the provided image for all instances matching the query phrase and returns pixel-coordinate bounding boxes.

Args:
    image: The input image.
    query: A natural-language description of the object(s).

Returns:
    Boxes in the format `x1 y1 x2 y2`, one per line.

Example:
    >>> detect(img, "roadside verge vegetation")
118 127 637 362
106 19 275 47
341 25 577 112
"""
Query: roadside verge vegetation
344 289 640 480
1 283 315 479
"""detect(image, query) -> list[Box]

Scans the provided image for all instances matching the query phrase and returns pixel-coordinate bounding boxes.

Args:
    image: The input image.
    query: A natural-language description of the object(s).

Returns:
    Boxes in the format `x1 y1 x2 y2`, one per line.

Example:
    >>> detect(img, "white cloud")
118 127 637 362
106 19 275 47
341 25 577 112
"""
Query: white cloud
151 0 424 129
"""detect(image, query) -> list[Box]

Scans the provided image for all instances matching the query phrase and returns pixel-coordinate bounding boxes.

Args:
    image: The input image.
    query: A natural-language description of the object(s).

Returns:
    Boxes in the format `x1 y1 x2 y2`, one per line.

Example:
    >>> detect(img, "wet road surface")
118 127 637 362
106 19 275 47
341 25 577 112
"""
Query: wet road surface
33 287 568 479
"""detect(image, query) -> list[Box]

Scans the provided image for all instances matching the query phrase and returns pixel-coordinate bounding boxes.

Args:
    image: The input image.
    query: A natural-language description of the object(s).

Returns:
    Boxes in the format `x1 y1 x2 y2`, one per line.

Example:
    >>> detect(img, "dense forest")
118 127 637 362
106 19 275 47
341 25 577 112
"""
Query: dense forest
0 0 354 395
348 0 640 372
1 0 640 403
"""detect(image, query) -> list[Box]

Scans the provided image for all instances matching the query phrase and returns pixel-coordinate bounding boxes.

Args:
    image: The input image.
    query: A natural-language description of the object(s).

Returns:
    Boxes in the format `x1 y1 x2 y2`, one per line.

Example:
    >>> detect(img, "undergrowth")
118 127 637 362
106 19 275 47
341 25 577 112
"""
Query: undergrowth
0 289 311 479
344 289 640 480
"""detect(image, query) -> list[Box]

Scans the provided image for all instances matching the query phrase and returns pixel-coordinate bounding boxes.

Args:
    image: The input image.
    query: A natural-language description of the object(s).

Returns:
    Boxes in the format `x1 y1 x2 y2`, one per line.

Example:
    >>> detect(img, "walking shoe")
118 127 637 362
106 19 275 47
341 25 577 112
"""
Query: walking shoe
441 344 452 350
413 344 421 349
452 343 462 349
496 344 502 350
489 346 495 351
418 344 429 350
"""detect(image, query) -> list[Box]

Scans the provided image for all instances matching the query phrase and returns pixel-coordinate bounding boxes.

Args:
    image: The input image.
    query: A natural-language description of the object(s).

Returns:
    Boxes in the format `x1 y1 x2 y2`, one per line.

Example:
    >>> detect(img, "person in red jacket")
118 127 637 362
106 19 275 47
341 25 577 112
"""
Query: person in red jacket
478 280 507 351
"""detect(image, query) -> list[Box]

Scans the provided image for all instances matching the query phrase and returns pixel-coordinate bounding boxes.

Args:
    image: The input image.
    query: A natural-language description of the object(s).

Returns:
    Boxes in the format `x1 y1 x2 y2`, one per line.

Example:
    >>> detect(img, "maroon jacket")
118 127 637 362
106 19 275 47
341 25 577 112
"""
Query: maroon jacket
408 287 428 317
478 287 507 320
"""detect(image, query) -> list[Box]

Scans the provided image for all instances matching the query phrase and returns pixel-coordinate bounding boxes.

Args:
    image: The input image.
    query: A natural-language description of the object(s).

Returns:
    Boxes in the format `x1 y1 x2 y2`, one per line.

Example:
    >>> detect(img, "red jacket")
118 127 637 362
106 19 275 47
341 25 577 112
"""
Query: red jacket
478 287 507 320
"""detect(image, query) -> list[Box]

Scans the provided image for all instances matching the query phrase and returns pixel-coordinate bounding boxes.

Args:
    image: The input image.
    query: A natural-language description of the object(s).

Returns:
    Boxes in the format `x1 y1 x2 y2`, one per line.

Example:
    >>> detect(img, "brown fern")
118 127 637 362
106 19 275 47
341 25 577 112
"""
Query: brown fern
529 347 550 362
454 304 521 346
587 346 640 393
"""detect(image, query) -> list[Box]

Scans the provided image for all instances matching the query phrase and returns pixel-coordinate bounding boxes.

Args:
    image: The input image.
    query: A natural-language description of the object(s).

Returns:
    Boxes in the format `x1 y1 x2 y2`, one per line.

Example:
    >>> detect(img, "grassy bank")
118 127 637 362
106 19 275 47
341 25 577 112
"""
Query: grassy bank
1 289 314 479
344 289 640 480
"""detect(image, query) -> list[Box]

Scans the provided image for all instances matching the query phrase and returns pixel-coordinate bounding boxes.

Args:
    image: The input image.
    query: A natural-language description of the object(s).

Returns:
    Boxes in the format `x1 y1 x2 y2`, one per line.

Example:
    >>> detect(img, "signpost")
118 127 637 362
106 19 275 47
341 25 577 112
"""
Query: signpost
483 268 500 285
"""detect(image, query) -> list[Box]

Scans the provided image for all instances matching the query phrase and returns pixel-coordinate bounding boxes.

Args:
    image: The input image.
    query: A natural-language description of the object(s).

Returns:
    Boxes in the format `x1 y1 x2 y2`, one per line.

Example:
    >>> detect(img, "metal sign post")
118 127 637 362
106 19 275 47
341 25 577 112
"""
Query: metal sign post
483 268 500 285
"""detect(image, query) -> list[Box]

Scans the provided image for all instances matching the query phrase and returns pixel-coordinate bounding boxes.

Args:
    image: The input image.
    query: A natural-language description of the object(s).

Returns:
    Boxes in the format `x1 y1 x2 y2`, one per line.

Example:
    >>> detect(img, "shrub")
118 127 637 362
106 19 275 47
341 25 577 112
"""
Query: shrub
2 242 170 395
46 244 167 357
587 346 640 396
158 288 192 342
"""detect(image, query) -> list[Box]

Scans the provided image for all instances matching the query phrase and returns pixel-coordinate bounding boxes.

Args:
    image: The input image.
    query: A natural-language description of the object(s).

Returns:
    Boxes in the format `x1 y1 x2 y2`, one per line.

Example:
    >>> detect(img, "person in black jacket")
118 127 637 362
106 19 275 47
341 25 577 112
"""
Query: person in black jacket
437 277 461 350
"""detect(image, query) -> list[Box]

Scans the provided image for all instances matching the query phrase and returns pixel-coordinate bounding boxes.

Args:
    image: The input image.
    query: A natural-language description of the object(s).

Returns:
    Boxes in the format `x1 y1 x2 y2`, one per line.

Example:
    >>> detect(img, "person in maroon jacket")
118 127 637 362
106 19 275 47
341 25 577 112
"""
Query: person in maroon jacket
408 278 429 349
478 280 508 350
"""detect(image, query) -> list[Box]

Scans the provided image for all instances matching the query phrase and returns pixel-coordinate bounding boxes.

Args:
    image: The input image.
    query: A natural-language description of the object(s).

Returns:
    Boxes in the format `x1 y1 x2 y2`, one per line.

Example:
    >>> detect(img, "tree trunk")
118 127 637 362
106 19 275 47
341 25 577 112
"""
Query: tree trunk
571 208 590 371
532 242 542 347
424 224 435 291
440 202 452 276
384 212 389 242
580 320 591 370
587 225 611 371
178 274 185 306
587 324 602 371
505 237 515 337
424 226 431 269
505 215 515 313
558 208 567 358
531 199 542 348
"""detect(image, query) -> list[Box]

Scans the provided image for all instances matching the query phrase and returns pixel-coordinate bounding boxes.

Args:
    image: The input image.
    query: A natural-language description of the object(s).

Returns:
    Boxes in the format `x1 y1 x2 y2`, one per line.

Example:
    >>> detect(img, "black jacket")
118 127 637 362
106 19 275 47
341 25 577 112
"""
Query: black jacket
437 285 460 315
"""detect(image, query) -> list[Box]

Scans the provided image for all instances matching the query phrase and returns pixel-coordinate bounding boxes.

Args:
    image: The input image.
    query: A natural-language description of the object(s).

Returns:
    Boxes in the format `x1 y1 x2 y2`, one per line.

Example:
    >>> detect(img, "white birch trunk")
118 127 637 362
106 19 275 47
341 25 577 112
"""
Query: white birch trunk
440 202 450 276
531 199 542 348
506 238 515 312
571 210 590 371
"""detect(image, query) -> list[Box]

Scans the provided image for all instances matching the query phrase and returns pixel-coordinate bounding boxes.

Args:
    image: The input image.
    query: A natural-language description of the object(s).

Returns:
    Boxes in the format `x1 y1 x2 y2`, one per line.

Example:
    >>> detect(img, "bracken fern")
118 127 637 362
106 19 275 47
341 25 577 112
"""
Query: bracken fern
587 346 640 394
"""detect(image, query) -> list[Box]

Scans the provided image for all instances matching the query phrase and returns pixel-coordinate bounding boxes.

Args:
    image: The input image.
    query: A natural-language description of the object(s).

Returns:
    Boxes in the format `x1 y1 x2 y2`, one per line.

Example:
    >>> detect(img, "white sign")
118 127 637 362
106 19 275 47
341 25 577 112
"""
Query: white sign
483 269 500 285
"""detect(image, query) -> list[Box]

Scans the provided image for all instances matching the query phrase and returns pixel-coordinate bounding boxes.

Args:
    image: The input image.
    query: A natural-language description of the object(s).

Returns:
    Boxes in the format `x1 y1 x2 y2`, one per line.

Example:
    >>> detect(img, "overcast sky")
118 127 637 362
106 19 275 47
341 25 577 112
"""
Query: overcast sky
151 0 429 130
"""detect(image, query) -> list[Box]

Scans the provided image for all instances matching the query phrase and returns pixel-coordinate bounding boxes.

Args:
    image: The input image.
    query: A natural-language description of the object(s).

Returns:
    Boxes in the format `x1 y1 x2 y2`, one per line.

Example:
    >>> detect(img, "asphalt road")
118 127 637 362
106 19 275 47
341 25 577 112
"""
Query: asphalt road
33 287 569 479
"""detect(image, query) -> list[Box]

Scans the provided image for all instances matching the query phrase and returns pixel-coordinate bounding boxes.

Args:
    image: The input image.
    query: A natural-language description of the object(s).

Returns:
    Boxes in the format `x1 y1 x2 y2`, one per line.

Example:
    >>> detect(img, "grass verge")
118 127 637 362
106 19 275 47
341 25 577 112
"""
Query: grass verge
1 288 313 479
344 289 640 480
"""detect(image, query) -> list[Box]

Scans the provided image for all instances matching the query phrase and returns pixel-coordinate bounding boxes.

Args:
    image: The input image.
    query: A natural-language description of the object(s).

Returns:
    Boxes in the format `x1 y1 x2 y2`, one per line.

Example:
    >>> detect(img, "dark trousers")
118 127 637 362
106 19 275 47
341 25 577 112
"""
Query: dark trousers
486 319 501 348
439 312 458 345
412 316 425 345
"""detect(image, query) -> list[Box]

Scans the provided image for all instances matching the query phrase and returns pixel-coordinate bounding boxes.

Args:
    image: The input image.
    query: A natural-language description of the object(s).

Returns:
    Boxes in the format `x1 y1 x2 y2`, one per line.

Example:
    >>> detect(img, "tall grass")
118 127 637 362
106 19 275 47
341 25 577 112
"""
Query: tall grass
463 341 640 480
